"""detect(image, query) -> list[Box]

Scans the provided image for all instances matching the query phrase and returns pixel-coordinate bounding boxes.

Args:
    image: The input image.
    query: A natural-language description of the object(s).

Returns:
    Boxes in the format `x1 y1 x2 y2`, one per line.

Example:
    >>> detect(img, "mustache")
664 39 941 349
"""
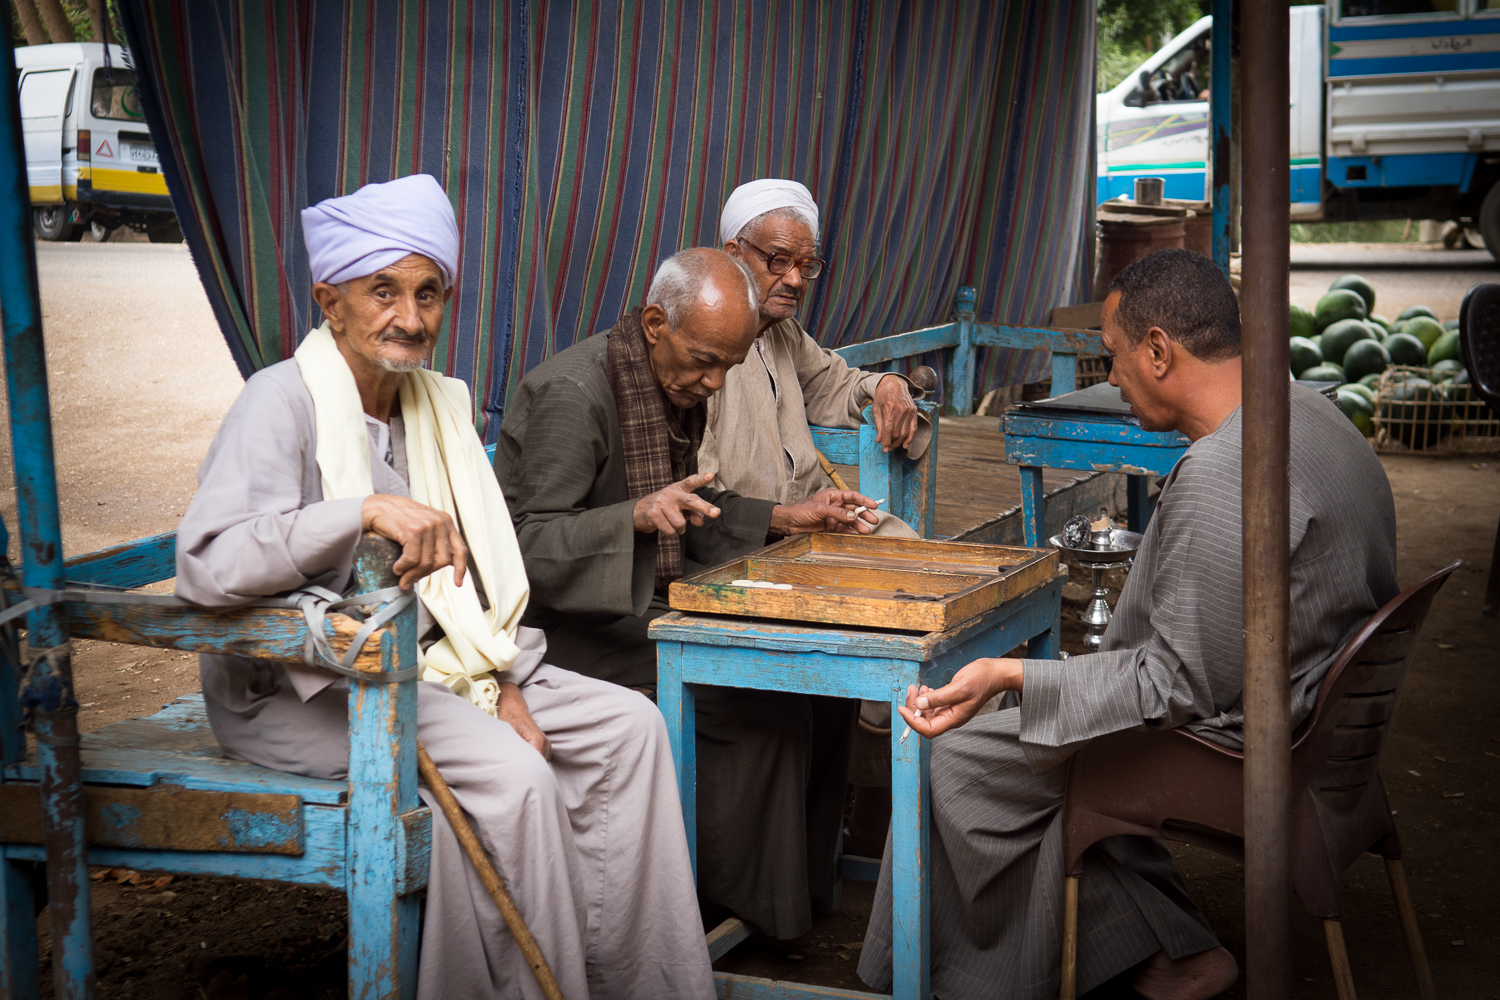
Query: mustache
377 328 432 345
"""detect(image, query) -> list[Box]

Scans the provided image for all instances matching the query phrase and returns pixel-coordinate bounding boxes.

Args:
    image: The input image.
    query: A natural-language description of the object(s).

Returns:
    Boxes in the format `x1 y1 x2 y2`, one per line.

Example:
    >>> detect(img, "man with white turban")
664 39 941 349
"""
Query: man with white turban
708 180 934 852
176 173 713 1000
702 178 930 536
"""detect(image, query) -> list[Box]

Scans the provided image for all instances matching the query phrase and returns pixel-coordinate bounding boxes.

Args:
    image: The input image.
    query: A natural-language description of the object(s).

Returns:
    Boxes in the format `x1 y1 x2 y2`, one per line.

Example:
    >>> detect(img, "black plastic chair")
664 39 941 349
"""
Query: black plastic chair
1459 282 1499 616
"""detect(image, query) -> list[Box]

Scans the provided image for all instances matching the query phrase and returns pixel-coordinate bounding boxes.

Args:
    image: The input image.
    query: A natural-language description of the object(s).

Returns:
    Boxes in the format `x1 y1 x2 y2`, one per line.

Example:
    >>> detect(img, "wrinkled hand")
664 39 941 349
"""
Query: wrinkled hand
872 374 919 453
361 494 467 591
770 488 880 536
633 471 722 537
497 681 551 760
898 657 1023 740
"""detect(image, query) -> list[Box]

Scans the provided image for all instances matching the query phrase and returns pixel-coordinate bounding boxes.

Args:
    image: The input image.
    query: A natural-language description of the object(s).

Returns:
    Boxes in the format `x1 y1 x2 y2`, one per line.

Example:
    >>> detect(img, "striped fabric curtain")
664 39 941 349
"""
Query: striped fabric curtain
117 0 1095 437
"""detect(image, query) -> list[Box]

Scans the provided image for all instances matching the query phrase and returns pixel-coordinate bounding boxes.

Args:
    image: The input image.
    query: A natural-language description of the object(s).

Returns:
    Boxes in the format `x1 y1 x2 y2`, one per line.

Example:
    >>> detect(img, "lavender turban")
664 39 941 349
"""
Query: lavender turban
301 174 460 288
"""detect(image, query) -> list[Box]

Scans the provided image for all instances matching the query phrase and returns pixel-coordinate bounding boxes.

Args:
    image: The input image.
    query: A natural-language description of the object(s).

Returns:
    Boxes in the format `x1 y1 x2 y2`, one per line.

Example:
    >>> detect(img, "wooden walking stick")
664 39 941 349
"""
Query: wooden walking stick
416 740 568 1000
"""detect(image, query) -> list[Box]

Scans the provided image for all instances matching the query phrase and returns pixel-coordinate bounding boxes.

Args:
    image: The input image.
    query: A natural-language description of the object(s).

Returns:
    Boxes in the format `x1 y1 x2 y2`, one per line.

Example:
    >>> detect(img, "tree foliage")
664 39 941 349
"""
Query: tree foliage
1097 0 1210 92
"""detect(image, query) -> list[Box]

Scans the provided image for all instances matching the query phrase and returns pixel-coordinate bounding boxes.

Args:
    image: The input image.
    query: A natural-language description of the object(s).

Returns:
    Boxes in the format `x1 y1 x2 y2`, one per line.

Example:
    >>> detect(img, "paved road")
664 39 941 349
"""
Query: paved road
0 241 241 561
1289 242 1499 323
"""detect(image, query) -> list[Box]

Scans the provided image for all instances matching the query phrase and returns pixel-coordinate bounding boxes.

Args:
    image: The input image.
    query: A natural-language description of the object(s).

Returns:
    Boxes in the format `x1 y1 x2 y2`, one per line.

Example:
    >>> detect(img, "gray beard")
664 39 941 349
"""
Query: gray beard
377 356 427 373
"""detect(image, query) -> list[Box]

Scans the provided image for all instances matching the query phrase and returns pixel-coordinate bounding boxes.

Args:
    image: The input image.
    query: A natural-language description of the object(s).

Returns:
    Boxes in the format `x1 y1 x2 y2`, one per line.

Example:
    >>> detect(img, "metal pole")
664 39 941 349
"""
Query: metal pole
1238 0 1292 997
1210 0 1233 274
0 19 96 1000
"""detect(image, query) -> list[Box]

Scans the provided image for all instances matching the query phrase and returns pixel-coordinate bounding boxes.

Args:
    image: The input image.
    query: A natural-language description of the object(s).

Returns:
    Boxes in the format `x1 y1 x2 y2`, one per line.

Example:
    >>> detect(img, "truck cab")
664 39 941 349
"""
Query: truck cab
14 42 180 242
1096 3 1500 260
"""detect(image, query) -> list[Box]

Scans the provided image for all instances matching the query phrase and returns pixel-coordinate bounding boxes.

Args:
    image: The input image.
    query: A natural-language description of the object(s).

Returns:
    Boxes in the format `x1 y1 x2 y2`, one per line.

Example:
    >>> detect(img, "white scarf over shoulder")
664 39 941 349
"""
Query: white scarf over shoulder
294 322 528 716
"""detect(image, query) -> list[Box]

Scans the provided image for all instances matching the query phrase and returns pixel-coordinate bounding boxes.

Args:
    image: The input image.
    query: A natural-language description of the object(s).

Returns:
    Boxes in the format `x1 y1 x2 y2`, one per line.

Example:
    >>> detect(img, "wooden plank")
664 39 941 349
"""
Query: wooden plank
705 917 752 962
1003 410 1188 450
1004 437 1186 478
9 695 349 804
735 559 987 593
971 323 1106 356
808 425 860 466
0 782 304 855
0 581 391 673
714 972 888 999
63 531 176 589
832 324 959 369
3 802 349 889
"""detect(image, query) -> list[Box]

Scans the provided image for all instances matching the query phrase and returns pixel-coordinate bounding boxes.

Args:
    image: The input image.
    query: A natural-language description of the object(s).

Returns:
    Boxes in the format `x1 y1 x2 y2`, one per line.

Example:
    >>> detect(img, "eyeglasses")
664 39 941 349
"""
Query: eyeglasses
737 237 825 279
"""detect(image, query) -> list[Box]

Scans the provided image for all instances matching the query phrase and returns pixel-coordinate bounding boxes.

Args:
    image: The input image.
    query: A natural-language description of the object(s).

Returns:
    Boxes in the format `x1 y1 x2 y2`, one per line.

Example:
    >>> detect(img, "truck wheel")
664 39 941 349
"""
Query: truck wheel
89 221 112 243
1481 179 1500 265
33 205 83 242
147 218 184 244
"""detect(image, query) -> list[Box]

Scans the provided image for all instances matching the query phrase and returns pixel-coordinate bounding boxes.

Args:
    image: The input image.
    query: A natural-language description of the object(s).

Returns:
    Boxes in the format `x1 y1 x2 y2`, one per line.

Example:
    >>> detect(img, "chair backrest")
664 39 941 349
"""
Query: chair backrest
1460 281 1500 414
1291 561 1460 808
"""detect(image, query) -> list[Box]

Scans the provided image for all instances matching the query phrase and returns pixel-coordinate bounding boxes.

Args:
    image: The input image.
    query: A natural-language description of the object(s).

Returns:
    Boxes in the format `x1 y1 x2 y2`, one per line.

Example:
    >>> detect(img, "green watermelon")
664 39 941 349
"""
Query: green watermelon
1428 329 1461 365
1397 305 1438 322
1342 382 1376 404
1299 363 1346 383
1358 372 1383 388
1329 274 1376 315
1289 303 1317 340
1429 359 1464 381
1289 336 1324 377
1321 318 1374 364
1384 332 1428 367
1337 387 1375 435
1341 338 1391 382
1403 316 1445 351
1369 314 1394 334
1315 289 1368 331
1380 378 1444 448
1442 318 1461 331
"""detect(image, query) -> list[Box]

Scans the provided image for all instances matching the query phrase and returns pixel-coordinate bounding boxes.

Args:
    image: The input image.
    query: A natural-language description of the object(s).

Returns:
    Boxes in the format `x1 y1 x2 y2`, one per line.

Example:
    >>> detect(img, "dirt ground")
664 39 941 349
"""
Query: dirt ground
3 243 1499 997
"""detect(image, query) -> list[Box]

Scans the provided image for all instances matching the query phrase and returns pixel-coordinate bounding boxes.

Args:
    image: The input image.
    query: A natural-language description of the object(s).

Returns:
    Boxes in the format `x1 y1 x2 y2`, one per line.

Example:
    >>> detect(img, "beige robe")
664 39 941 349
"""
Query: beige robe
697 317 929 536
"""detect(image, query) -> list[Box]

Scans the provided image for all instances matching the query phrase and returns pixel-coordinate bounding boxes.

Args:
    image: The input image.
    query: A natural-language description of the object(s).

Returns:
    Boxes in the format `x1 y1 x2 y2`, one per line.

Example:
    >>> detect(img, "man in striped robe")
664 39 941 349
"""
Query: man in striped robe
859 249 1398 999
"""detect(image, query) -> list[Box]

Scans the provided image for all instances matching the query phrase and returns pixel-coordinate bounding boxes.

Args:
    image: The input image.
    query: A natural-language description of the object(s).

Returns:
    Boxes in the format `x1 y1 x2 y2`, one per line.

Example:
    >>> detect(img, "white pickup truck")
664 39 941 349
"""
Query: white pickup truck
1096 2 1500 261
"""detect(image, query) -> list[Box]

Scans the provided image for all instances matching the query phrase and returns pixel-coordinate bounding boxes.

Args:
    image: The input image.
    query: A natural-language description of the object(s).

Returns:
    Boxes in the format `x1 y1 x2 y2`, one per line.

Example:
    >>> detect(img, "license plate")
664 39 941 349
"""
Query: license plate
127 143 158 164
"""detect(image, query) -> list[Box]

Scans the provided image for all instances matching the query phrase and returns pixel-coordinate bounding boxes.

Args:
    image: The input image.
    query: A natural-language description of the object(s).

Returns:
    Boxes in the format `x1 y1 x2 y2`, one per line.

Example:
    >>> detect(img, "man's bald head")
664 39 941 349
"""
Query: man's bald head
640 248 760 409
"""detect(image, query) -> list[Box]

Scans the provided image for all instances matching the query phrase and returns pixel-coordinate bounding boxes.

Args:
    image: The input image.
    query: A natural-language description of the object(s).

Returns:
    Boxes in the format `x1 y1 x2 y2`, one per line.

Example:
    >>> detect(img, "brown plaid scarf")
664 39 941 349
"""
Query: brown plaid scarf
605 307 706 592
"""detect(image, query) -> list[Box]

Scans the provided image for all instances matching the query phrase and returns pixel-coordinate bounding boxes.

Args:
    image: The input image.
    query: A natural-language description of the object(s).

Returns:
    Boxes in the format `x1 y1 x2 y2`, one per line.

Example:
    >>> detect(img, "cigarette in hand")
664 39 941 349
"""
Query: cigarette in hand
852 498 886 518
899 706 923 745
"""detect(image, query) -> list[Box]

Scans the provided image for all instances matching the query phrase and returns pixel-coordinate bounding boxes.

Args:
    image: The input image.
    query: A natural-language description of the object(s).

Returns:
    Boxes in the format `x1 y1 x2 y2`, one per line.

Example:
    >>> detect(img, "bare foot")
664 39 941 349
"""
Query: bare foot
1130 947 1239 1000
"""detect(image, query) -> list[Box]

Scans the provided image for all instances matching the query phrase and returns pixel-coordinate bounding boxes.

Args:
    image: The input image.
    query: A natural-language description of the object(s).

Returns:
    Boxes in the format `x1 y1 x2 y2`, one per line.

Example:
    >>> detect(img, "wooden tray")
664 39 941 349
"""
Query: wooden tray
668 534 1058 632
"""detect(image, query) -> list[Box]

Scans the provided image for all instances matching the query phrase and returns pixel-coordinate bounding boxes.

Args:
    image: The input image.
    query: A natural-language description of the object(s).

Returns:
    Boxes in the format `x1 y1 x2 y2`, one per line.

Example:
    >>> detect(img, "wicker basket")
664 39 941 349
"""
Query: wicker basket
1371 366 1500 455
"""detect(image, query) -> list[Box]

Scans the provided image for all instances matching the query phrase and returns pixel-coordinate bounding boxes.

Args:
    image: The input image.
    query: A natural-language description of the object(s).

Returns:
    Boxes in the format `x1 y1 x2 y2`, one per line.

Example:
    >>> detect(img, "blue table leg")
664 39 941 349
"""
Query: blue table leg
889 690 931 1000
1126 474 1155 534
1 859 40 1000
1026 582 1062 660
656 642 697 879
1019 465 1045 547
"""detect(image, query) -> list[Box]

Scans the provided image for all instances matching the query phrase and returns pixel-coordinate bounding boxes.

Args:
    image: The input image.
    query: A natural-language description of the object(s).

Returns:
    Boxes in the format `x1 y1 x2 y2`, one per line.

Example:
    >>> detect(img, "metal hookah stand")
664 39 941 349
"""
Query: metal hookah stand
1048 523 1144 651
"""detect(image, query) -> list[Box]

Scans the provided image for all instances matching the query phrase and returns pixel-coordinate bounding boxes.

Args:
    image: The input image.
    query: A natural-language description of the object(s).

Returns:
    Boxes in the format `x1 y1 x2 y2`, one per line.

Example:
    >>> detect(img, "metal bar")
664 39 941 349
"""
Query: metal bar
1210 0 1233 273
0 18 96 999
1239 0 1293 996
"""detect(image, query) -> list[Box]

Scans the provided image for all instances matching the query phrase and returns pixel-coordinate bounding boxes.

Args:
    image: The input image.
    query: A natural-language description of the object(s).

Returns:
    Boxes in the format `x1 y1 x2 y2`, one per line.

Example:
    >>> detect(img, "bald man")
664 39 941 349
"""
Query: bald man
496 247 877 941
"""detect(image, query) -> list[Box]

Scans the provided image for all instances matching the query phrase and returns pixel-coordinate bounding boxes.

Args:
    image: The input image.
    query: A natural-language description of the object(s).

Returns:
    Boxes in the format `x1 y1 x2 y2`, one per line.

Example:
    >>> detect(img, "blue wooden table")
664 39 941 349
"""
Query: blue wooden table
1003 392 1190 547
649 566 1065 1000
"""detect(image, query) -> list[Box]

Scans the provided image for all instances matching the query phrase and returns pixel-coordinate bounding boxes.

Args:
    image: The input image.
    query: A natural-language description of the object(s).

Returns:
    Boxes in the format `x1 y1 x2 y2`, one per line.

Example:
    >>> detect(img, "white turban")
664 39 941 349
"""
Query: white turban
301 174 460 289
719 178 820 245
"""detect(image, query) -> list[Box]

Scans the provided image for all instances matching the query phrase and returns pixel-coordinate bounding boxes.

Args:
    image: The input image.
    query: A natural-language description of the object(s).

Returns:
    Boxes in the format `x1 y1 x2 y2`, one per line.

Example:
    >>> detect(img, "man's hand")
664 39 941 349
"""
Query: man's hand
361 494 467 591
633 471 722 536
872 374 919 453
898 657 1023 740
770 488 880 536
497 681 551 760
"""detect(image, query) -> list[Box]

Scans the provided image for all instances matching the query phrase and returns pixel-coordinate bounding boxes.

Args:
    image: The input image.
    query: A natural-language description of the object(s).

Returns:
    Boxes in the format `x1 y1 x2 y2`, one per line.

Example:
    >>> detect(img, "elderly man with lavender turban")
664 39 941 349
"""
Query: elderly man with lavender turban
176 174 713 1000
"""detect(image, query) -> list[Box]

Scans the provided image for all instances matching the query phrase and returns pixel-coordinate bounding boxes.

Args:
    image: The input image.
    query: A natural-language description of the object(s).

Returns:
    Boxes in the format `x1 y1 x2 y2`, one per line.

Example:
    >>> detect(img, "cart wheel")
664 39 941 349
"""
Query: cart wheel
89 221 112 243
34 205 83 242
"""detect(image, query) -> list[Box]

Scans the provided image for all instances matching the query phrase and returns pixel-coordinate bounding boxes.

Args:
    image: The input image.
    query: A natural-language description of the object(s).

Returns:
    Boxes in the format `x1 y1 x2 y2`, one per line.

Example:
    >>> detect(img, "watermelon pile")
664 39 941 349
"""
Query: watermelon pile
1289 273 1469 438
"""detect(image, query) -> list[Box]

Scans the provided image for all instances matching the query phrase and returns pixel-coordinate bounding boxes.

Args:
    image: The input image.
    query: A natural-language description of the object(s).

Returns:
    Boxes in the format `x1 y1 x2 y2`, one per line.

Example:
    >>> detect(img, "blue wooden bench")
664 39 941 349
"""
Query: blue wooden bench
1 531 429 999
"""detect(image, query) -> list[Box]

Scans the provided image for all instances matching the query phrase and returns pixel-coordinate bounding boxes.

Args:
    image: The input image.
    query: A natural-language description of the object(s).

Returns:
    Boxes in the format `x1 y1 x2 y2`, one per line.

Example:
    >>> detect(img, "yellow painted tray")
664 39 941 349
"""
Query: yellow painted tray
669 534 1058 632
